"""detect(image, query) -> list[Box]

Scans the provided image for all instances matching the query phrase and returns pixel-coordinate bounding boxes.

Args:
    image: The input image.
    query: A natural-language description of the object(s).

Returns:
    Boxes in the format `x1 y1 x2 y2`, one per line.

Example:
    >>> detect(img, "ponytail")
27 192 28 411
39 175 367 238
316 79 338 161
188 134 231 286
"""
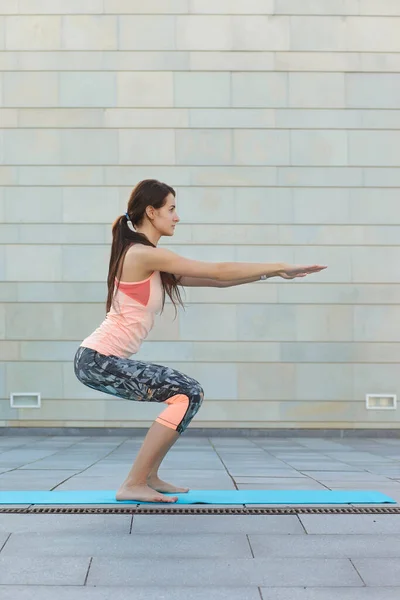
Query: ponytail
106 214 185 319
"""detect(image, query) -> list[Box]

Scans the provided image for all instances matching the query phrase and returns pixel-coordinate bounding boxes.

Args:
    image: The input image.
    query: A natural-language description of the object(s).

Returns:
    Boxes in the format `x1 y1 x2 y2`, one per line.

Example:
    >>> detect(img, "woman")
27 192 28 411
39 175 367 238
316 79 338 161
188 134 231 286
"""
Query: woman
74 179 327 503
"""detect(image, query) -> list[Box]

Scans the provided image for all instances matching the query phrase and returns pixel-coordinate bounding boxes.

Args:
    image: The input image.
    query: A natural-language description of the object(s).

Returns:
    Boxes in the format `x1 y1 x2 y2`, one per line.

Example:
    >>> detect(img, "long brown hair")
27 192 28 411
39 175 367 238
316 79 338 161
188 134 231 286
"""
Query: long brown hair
106 179 185 318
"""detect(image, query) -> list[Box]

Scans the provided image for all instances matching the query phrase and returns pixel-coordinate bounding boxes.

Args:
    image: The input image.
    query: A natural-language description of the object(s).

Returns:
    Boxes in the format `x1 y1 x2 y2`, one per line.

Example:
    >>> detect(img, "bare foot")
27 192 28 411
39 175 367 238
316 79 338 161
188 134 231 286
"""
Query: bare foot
116 483 178 503
147 476 189 494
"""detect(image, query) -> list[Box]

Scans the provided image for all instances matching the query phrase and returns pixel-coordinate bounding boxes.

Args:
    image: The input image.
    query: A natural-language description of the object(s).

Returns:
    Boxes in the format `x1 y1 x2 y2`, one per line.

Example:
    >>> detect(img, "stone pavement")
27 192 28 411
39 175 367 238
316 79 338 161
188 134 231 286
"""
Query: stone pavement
0 433 399 598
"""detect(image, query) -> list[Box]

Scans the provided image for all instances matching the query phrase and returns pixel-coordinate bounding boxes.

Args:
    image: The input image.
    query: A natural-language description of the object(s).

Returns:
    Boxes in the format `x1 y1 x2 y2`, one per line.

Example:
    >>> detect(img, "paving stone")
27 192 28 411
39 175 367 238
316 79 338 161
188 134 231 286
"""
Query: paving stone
0 556 90 585
237 482 327 490
299 514 400 534
86 557 363 587
351 558 400 586
0 587 263 600
131 514 305 534
260 588 400 599
1 532 253 558
234 476 307 483
0 513 132 533
299 472 389 481
249 533 400 558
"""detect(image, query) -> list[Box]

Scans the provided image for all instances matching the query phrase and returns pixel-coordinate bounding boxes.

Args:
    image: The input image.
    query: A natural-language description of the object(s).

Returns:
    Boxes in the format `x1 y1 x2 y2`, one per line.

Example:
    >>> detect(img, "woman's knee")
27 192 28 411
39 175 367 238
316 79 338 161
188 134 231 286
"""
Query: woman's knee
179 377 203 402
189 382 204 405
189 383 204 414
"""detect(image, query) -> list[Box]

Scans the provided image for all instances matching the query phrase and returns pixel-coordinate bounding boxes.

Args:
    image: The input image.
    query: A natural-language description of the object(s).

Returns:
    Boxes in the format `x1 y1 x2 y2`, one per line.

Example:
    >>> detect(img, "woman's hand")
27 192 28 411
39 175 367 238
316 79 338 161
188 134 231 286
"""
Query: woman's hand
277 264 328 279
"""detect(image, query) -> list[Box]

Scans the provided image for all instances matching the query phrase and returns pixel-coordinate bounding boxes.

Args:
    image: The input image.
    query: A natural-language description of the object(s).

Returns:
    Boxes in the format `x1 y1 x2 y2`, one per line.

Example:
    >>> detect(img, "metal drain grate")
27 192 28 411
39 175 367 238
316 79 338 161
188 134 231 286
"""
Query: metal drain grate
0 506 399 515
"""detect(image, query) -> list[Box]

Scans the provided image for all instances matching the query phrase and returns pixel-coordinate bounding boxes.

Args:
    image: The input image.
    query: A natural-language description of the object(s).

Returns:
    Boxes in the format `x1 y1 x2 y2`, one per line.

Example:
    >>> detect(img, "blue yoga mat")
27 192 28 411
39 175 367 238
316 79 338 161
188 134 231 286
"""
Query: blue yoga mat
0 490 395 505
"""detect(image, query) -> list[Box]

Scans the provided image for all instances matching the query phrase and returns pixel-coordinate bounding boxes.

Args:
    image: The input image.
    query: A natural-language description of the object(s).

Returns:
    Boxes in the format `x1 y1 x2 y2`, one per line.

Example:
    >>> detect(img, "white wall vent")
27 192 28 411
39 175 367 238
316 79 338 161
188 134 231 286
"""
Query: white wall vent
366 394 396 410
10 393 41 409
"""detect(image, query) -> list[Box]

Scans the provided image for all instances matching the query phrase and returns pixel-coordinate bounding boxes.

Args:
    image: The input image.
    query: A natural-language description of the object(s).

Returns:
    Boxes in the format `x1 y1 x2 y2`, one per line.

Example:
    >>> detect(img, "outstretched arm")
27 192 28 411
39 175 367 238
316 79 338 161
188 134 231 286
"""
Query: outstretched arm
175 275 272 288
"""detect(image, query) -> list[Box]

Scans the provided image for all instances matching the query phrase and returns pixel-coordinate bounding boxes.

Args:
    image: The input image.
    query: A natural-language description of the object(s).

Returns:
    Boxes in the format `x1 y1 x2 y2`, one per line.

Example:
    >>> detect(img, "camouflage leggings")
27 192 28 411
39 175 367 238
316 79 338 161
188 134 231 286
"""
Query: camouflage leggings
74 346 204 434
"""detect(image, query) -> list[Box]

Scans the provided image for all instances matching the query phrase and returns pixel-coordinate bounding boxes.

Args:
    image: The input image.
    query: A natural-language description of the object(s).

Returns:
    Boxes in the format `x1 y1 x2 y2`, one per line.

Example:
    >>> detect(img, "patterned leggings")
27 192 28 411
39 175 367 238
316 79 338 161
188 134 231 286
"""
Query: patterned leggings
74 346 204 434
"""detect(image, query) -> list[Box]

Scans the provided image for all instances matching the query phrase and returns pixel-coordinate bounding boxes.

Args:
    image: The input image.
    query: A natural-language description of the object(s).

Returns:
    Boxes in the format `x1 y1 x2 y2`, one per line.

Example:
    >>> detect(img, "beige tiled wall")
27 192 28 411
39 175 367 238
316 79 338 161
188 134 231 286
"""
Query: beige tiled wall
1 0 400 429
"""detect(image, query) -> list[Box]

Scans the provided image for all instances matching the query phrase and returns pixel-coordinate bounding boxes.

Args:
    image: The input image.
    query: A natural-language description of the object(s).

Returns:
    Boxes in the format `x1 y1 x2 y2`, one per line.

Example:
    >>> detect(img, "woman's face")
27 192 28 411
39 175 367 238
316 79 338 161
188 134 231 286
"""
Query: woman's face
152 193 180 236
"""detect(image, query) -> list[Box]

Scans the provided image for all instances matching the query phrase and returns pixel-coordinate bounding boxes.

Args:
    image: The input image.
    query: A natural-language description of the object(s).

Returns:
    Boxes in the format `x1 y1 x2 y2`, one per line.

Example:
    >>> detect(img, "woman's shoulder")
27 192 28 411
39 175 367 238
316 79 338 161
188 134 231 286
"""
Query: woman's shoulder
122 244 155 281
126 243 154 256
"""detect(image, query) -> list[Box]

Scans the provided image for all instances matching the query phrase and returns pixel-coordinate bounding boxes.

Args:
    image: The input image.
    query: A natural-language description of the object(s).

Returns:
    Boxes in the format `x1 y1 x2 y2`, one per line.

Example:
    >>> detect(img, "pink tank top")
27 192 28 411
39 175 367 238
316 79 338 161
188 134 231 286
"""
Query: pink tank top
80 271 164 358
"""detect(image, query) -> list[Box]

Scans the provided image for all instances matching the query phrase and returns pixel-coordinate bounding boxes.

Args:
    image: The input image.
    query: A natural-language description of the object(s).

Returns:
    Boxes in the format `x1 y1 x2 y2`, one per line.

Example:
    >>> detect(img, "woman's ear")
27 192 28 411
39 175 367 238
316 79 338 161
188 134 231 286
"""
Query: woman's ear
145 205 156 221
